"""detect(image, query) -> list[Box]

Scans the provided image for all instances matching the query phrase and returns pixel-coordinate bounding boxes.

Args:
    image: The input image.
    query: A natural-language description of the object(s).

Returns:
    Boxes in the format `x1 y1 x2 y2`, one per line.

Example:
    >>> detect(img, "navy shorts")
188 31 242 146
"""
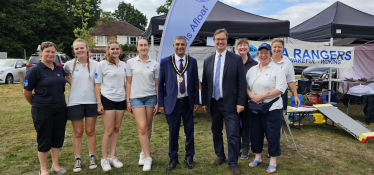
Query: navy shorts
67 104 99 120
101 95 126 111
130 95 157 108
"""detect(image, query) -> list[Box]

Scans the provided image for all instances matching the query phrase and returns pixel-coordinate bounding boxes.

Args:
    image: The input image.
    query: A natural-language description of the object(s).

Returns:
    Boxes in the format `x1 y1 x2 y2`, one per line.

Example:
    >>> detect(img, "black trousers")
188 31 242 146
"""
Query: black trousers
239 101 250 152
249 109 282 157
31 106 67 152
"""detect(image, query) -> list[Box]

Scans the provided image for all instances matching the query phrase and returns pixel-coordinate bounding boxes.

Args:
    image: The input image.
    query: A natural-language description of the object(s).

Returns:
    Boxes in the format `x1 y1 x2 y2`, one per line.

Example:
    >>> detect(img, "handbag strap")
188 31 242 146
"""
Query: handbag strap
250 65 269 90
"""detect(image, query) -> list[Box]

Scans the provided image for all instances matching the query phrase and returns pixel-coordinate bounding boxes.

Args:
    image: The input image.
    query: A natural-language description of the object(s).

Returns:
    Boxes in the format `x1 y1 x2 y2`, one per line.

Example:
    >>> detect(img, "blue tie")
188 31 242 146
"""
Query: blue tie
214 54 222 101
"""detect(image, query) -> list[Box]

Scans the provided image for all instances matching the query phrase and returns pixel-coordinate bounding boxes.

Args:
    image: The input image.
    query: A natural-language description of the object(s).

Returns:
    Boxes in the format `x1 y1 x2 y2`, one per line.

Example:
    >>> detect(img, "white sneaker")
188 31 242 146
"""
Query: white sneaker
101 158 111 172
109 156 123 168
143 158 152 171
139 152 145 165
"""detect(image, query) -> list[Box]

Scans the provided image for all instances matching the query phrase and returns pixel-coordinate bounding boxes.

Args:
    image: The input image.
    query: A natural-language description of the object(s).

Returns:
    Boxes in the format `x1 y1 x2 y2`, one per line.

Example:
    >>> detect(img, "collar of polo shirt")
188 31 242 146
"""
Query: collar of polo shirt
135 56 151 62
256 61 274 68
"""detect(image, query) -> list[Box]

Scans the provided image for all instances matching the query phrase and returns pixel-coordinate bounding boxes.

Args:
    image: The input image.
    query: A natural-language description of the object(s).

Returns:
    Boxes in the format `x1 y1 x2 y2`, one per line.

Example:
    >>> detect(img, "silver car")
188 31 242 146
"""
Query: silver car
0 59 28 84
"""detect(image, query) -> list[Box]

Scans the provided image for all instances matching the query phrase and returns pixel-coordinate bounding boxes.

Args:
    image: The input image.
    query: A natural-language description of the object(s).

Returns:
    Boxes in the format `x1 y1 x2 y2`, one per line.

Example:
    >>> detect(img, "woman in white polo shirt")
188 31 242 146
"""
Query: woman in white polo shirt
64 39 99 172
125 38 159 171
94 40 127 172
246 43 287 174
271 39 300 110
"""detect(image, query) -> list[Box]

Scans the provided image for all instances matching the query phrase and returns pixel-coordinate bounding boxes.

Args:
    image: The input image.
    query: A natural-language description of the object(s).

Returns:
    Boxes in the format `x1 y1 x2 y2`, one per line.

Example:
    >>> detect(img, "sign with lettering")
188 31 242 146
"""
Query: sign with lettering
159 0 218 60
248 40 354 68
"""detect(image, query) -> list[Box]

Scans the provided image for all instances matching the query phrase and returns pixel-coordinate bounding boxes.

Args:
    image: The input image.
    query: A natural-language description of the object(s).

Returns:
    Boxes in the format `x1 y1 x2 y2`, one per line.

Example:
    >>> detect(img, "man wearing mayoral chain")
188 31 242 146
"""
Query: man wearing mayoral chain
158 35 199 171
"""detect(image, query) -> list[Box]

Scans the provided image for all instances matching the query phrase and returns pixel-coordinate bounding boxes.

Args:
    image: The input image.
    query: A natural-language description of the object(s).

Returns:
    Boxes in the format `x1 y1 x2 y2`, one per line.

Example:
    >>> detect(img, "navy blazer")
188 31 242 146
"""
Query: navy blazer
201 51 246 113
158 55 199 115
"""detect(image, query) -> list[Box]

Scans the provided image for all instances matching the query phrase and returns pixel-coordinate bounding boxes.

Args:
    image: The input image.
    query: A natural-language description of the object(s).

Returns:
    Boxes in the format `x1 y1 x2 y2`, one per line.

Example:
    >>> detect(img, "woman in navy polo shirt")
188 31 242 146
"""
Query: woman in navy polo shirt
94 41 127 172
125 38 159 171
64 39 99 172
23 41 67 175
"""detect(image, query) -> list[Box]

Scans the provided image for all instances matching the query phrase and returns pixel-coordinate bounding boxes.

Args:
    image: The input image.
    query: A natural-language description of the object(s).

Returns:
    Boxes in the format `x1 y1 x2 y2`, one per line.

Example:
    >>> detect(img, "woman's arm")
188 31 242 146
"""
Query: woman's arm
23 89 33 105
126 76 133 114
65 73 72 85
95 83 104 114
153 78 159 115
288 82 300 107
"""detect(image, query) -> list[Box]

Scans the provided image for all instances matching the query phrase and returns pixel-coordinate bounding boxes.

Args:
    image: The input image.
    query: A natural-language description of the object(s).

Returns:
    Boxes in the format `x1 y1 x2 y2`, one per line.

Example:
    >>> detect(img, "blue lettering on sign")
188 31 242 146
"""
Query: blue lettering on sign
311 50 319 59
330 51 337 59
337 51 345 60
75 69 79 72
320 50 329 59
345 51 352 60
282 48 289 58
294 49 302 59
24 79 28 87
95 73 98 79
184 5 209 44
303 49 311 59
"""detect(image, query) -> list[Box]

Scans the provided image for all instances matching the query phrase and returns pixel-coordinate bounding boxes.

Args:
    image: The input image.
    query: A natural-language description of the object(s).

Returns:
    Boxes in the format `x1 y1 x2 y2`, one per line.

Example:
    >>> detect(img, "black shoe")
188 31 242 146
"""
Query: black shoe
89 155 98 169
73 158 82 172
184 156 194 169
166 159 179 171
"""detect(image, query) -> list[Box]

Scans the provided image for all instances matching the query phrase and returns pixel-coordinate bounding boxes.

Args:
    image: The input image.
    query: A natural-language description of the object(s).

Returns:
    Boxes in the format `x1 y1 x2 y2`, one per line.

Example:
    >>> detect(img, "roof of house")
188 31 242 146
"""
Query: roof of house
90 21 144 36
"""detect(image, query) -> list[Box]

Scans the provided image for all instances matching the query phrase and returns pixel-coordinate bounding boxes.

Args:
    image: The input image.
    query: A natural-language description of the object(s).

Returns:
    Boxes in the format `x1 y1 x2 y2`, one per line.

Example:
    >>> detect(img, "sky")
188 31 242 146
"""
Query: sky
100 0 374 28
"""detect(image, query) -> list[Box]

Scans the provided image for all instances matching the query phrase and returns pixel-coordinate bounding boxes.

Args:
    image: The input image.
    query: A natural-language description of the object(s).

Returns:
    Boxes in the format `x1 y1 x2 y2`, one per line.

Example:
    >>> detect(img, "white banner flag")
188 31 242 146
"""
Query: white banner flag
248 40 355 68
159 0 218 60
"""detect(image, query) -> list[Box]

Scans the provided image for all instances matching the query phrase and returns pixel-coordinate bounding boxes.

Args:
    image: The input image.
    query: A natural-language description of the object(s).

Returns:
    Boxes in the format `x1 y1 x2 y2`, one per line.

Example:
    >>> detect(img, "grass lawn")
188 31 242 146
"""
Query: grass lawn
1 84 374 175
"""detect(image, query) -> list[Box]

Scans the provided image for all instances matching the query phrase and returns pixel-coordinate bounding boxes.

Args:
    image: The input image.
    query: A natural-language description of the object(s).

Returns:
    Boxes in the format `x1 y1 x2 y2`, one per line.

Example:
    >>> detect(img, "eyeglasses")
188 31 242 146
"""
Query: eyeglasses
258 52 270 55
214 38 227 41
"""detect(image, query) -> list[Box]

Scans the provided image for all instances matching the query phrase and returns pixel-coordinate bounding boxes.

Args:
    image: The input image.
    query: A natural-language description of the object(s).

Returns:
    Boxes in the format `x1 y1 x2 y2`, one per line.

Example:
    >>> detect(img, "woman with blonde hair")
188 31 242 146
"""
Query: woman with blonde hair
271 39 300 109
126 38 159 171
64 39 99 172
23 41 67 175
95 41 127 172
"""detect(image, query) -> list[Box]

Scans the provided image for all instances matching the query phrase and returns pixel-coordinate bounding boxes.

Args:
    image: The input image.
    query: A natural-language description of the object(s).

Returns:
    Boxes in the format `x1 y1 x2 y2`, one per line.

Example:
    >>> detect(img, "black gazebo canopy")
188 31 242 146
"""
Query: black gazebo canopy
291 1 374 42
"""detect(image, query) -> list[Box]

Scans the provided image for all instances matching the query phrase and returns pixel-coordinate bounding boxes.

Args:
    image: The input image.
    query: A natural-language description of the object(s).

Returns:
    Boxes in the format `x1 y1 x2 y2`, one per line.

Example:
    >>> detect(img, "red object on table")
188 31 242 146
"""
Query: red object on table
309 94 323 103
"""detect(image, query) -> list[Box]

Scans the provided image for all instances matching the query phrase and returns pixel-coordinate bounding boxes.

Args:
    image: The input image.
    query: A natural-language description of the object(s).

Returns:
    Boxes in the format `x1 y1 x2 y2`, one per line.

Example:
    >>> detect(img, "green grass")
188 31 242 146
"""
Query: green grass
1 84 374 175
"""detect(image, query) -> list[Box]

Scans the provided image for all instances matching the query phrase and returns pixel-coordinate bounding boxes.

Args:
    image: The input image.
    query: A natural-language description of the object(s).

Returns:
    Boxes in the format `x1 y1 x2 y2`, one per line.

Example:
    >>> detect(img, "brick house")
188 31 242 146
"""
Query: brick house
90 19 144 61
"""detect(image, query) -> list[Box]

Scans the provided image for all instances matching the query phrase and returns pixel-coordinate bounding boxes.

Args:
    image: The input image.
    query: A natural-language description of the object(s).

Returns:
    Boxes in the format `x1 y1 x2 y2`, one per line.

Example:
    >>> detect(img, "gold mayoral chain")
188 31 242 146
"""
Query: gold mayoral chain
171 54 189 83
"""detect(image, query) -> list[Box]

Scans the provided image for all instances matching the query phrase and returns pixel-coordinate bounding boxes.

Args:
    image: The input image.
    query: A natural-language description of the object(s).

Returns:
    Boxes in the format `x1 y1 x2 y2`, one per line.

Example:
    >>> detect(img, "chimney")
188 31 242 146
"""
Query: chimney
97 17 103 26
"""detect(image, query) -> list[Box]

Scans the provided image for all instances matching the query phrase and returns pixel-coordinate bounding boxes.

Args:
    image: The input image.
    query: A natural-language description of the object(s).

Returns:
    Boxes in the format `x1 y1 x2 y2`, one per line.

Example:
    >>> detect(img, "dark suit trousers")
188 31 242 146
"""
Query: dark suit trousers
249 109 282 157
166 98 195 160
210 98 240 167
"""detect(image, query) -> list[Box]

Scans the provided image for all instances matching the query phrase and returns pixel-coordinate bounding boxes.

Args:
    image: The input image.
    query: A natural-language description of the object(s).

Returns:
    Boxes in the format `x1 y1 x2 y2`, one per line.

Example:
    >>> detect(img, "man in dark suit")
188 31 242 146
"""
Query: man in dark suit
158 35 199 171
201 28 246 175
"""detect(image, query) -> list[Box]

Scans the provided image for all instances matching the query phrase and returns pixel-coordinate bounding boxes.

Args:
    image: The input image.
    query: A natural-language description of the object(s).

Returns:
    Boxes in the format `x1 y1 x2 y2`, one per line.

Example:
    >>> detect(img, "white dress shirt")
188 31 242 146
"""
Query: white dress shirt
246 61 287 111
175 54 188 98
212 50 226 98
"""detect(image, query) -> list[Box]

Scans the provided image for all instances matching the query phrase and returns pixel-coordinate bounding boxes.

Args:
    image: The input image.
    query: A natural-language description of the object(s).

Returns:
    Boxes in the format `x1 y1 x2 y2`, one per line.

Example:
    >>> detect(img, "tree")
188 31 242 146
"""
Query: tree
156 0 172 15
114 2 147 31
101 11 116 23
72 0 96 50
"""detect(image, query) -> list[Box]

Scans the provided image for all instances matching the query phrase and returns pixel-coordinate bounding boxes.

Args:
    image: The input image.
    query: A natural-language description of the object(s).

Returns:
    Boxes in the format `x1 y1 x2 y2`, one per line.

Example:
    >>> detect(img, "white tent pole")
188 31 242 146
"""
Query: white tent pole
151 35 155 133
328 37 333 103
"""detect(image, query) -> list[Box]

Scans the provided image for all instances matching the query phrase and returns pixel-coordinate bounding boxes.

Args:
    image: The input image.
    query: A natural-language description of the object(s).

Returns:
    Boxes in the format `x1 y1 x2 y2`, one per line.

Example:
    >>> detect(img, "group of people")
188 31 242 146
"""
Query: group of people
23 28 299 175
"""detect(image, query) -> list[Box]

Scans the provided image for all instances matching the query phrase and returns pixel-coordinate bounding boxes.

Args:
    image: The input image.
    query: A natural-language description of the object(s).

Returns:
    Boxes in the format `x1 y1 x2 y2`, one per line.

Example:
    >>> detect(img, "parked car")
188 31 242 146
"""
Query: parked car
26 53 72 71
0 59 28 84
294 66 308 75
301 67 337 80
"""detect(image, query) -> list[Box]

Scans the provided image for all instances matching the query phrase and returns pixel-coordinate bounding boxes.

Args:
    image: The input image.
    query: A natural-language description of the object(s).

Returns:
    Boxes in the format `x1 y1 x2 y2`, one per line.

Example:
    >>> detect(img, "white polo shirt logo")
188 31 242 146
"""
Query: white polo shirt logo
75 69 79 72
95 73 98 79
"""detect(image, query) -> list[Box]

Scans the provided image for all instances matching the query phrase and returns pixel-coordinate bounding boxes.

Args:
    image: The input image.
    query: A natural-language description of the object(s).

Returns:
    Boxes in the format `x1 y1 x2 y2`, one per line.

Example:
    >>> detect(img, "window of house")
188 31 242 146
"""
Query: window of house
95 36 107 46
130 37 137 45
